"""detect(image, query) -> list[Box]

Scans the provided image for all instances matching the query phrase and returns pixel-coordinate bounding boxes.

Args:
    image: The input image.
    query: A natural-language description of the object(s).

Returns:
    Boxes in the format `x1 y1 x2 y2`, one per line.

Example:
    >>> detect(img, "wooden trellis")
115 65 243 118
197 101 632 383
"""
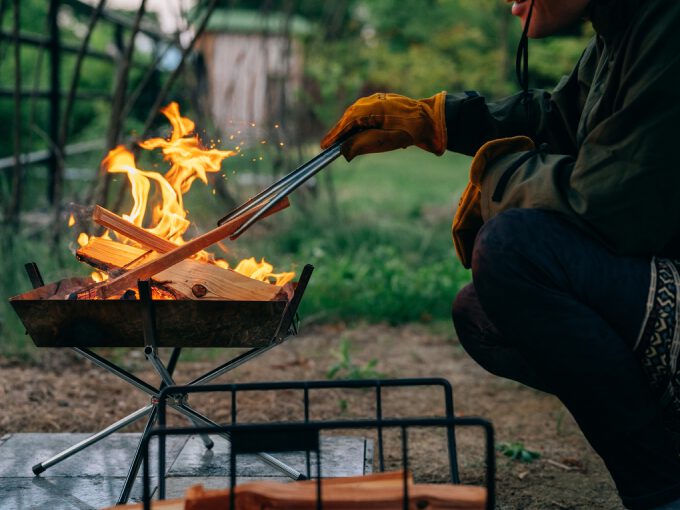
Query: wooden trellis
0 0 218 240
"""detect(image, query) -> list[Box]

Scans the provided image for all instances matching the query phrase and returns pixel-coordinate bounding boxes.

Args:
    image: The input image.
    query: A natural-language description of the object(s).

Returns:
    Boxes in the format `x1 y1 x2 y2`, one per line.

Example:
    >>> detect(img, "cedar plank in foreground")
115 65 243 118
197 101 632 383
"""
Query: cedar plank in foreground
75 198 289 300
77 237 282 302
102 471 486 510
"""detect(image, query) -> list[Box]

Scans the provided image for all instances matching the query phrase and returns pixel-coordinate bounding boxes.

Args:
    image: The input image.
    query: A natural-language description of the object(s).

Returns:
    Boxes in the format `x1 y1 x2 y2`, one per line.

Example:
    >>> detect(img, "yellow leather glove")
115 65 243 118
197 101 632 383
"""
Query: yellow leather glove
452 136 535 268
320 92 447 161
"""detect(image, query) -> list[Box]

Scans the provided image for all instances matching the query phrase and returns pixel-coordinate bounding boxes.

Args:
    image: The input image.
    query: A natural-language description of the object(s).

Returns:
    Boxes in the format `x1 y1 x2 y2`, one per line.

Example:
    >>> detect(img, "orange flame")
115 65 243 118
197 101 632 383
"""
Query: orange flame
78 102 294 288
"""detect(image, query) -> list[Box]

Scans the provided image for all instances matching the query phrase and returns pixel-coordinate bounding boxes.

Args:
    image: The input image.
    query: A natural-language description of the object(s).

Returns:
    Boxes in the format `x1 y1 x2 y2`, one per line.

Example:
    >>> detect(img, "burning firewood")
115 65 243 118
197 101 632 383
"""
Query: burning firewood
72 197 290 300
91 201 289 256
56 103 298 302
77 237 288 302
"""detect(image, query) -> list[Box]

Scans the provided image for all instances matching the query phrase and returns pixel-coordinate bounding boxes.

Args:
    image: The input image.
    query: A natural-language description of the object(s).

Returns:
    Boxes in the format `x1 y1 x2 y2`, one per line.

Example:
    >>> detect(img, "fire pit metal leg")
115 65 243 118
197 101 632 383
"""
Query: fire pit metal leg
166 348 182 375
32 404 154 475
188 343 278 387
170 402 305 481
145 346 174 387
145 346 214 451
72 347 157 396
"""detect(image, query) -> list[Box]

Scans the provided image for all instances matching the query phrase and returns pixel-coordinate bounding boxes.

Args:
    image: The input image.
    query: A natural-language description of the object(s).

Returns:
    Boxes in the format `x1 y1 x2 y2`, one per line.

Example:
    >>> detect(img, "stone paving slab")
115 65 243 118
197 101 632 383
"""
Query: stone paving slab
0 475 158 510
167 434 371 478
162 476 290 500
0 433 188 478
0 433 372 510
0 433 185 510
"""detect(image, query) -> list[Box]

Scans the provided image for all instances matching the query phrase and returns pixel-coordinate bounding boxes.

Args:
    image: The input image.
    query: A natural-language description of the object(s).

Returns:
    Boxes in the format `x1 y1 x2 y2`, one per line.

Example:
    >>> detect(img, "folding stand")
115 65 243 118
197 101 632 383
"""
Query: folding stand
24 262 314 505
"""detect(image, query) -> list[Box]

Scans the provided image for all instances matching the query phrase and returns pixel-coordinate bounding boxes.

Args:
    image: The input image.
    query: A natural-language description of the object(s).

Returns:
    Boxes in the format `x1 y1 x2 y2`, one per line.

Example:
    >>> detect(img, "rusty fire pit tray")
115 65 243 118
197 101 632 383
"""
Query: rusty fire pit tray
10 265 313 349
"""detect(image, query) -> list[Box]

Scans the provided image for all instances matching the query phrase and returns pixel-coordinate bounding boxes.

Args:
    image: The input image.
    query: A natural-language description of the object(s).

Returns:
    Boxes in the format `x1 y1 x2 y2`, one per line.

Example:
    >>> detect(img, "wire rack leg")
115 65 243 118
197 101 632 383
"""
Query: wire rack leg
117 406 159 505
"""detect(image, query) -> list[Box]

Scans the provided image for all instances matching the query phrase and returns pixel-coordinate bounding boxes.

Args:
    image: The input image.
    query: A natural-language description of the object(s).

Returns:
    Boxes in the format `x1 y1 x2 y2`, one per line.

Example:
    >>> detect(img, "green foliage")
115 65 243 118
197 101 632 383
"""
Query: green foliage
209 148 473 325
299 243 466 324
529 33 595 89
326 338 385 380
0 1 174 160
0 227 86 360
302 0 592 127
496 442 541 463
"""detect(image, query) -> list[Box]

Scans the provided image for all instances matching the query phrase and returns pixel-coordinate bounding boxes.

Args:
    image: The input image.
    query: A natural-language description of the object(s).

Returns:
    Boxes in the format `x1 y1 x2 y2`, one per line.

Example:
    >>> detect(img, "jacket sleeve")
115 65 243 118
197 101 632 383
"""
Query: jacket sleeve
477 9 680 256
445 38 599 157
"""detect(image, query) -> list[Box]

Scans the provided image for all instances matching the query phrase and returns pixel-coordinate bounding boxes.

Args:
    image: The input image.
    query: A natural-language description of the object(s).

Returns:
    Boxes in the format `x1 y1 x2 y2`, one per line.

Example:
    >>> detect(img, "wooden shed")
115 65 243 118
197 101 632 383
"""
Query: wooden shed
196 9 311 143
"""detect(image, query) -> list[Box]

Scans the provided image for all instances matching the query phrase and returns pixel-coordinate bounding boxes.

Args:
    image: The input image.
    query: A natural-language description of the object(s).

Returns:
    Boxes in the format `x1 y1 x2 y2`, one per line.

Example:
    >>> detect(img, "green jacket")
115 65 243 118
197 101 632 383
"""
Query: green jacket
445 0 680 257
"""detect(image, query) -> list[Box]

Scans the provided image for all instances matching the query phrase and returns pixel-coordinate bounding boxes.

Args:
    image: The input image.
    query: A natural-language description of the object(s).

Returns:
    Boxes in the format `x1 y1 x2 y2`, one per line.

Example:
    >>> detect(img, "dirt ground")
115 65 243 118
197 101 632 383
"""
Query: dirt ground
0 323 626 509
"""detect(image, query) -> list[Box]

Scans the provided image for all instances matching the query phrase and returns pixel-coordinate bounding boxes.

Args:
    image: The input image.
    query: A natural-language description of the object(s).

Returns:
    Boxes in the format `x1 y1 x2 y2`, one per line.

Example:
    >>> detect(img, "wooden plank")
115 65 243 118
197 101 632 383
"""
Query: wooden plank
103 472 486 510
75 198 289 300
103 473 407 510
77 237 283 302
92 205 177 253
76 237 157 271
93 202 290 254
179 481 486 510
116 473 486 510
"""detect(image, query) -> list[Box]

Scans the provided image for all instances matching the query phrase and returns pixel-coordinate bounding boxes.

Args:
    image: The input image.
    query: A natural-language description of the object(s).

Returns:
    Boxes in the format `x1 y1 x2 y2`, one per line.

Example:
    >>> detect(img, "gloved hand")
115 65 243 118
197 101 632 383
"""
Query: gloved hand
320 92 447 161
452 136 535 268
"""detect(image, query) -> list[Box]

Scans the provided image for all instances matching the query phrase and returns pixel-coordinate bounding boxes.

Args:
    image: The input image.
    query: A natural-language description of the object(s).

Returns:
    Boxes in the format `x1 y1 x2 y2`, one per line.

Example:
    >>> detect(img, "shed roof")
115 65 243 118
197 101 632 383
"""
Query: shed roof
204 8 313 37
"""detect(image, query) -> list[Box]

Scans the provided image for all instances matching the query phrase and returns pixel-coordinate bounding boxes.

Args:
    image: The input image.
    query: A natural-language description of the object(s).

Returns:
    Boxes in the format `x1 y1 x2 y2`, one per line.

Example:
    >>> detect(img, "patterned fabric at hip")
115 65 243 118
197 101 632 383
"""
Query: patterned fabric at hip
635 257 680 428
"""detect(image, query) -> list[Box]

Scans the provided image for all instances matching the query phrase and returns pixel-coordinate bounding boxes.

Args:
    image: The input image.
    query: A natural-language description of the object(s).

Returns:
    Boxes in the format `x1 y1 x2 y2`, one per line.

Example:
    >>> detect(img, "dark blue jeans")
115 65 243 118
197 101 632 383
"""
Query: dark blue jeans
452 209 680 510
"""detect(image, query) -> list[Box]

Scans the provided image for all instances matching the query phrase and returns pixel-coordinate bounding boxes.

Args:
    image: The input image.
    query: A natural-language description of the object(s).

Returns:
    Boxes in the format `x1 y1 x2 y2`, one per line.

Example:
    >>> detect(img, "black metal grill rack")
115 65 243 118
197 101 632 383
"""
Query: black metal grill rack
140 378 496 510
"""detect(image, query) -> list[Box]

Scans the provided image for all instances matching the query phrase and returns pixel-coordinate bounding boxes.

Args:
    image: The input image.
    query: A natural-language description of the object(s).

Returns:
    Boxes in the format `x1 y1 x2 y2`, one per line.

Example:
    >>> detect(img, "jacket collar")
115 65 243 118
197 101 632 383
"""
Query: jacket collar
589 0 645 42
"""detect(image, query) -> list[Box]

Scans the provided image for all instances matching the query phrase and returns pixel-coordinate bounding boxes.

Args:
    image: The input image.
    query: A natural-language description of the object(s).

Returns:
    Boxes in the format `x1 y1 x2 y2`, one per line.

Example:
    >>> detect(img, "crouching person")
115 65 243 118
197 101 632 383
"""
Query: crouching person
322 0 680 507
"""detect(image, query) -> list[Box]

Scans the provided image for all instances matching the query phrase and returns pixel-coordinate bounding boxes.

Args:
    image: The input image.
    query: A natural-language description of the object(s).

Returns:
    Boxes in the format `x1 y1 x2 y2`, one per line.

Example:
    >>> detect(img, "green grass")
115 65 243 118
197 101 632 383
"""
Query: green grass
325 337 385 380
333 147 470 212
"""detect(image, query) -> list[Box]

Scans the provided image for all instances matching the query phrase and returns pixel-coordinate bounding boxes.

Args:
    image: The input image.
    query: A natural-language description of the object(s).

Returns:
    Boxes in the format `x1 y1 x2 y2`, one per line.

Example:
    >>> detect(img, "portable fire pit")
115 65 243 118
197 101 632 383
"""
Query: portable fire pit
7 102 348 505
10 261 314 505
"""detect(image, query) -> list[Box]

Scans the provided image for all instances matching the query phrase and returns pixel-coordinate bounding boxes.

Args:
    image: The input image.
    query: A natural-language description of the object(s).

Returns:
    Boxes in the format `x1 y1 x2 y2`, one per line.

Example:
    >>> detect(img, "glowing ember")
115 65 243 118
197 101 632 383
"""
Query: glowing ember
91 271 108 283
75 102 294 289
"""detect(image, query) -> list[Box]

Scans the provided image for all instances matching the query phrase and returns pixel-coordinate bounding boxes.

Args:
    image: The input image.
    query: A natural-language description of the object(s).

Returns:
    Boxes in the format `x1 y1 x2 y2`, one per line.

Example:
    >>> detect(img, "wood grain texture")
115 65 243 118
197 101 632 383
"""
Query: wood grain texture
105 471 486 510
93 200 289 254
77 237 282 302
77 198 289 300
92 206 177 253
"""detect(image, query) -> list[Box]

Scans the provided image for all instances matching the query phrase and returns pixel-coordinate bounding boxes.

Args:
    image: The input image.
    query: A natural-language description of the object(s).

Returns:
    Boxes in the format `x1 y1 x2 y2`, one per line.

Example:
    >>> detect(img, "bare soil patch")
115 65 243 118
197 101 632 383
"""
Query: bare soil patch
0 323 624 509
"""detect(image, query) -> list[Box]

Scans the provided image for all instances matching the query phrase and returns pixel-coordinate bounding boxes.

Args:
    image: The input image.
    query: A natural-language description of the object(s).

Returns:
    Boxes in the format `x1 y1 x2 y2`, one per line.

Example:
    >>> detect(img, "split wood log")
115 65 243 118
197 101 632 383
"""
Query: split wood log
102 471 486 510
184 479 487 510
92 205 177 253
92 201 289 255
73 198 289 300
77 237 284 302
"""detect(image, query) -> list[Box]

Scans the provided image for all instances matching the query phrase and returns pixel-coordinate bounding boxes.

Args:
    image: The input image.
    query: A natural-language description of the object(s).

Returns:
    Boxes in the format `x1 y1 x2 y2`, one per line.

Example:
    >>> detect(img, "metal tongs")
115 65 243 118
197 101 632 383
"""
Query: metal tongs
217 137 347 238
